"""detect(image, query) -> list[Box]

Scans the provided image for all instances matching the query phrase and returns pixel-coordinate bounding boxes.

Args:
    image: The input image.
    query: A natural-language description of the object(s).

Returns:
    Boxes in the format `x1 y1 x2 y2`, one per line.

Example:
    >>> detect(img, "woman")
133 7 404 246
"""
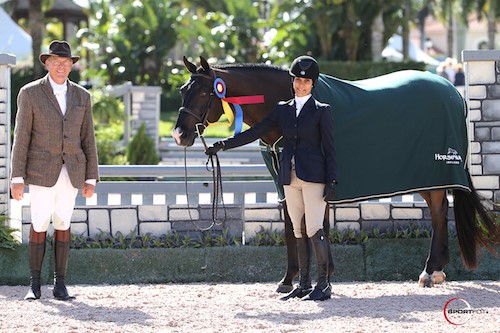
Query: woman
205 55 337 301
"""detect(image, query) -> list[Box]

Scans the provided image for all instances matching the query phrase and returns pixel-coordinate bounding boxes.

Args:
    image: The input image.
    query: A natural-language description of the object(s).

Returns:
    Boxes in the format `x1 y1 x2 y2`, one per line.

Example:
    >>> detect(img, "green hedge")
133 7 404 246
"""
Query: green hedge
2 239 498 286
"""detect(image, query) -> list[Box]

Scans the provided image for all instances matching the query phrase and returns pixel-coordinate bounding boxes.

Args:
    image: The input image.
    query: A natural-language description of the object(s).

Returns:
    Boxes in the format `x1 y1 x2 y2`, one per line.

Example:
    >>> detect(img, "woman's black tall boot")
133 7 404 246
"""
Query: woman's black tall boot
53 230 74 301
303 229 332 301
280 236 313 300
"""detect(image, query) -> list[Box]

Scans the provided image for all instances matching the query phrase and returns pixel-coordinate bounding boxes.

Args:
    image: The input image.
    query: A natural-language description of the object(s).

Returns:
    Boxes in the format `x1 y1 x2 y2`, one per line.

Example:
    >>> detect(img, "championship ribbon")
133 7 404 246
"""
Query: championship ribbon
213 78 264 134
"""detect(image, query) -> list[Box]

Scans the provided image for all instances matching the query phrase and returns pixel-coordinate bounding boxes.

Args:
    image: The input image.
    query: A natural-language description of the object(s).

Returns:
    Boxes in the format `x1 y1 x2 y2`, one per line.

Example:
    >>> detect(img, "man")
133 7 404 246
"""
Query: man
10 40 99 301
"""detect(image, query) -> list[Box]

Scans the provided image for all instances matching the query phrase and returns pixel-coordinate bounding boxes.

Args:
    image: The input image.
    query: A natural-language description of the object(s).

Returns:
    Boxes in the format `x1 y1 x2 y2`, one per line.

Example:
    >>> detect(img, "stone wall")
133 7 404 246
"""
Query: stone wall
18 197 437 243
0 54 15 215
462 50 500 204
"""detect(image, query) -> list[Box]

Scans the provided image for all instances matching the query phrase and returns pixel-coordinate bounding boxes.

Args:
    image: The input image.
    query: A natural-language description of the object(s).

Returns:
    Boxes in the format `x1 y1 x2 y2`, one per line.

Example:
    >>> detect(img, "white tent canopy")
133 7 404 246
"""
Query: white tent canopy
382 34 440 66
0 6 32 62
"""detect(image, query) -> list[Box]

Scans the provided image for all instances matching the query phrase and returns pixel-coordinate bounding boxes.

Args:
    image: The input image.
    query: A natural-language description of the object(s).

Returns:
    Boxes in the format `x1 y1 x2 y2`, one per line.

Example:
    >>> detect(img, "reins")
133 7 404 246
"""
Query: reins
183 123 226 232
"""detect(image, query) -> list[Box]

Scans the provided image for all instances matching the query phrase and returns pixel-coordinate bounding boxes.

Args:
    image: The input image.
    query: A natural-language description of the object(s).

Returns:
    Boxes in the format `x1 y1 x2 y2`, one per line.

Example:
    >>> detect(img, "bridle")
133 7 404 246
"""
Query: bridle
179 72 226 231
178 72 217 141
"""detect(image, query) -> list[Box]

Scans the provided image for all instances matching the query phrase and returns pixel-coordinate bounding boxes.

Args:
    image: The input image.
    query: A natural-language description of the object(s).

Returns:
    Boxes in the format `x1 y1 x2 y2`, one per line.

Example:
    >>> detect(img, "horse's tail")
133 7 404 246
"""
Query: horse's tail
453 170 500 269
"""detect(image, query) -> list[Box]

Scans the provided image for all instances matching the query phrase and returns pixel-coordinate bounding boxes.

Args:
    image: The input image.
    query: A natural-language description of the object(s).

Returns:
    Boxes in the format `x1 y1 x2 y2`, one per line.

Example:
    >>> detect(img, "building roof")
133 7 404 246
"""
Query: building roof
12 0 87 23
0 6 32 61
423 14 500 34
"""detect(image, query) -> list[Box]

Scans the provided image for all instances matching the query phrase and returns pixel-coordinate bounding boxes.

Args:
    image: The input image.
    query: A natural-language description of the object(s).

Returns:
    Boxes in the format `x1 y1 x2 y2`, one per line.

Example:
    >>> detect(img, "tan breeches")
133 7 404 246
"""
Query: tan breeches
283 170 326 238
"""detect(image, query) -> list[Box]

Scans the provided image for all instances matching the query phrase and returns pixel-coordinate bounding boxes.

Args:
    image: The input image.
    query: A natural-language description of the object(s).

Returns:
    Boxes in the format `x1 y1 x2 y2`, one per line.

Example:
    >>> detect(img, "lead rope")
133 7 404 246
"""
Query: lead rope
183 123 226 231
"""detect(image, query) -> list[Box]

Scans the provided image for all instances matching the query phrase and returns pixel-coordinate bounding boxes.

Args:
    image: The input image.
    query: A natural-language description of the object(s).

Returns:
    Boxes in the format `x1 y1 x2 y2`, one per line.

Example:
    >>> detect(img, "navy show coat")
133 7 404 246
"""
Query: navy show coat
223 96 337 186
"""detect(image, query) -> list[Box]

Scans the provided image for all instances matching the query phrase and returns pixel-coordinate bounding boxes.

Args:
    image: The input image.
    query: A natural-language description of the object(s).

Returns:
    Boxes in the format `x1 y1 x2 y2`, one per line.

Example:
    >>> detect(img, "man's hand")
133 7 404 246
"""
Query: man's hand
205 141 225 155
10 183 24 201
82 183 95 198
323 180 337 202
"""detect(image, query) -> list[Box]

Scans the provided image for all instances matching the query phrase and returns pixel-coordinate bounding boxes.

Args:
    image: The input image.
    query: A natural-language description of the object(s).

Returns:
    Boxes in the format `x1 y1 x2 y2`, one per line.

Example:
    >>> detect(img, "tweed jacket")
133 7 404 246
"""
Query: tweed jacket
224 96 337 186
11 75 99 189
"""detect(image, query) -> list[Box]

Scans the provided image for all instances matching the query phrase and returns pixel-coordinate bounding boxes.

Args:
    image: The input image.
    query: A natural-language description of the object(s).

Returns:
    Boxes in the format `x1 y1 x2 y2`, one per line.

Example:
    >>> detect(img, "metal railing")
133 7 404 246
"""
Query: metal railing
78 164 278 206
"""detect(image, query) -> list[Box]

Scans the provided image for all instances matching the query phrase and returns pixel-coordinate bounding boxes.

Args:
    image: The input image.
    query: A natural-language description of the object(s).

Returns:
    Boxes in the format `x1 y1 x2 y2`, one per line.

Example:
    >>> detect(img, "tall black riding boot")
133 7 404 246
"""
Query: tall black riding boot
24 241 46 300
53 239 75 301
280 237 313 300
303 229 332 301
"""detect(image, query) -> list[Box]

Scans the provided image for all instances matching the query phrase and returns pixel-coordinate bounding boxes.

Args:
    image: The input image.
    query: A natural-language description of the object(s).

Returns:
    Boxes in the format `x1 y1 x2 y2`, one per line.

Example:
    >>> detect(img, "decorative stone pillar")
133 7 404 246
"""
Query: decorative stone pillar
0 54 16 219
462 50 500 204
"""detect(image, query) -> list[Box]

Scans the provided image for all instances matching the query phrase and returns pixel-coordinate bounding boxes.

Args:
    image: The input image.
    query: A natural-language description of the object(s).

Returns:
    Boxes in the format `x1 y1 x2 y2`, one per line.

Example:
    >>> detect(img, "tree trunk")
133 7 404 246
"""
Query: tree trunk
344 1 359 61
487 0 496 49
402 0 410 60
446 2 454 57
417 5 430 50
29 0 44 79
371 11 384 62
316 13 332 59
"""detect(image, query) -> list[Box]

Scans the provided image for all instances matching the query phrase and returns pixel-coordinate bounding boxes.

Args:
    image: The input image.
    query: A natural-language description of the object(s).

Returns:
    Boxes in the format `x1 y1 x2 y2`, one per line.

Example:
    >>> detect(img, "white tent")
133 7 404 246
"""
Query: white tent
0 6 32 62
382 34 440 66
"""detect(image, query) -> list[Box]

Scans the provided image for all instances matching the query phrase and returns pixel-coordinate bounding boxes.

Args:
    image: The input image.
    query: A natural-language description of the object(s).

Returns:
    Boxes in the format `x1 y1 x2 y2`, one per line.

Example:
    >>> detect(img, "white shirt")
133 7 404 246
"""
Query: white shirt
48 76 68 115
295 94 311 117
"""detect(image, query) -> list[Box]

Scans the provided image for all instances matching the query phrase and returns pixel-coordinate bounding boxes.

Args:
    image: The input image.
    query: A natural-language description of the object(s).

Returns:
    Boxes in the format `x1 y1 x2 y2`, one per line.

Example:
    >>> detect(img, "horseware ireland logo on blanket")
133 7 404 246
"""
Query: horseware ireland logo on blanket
434 147 463 165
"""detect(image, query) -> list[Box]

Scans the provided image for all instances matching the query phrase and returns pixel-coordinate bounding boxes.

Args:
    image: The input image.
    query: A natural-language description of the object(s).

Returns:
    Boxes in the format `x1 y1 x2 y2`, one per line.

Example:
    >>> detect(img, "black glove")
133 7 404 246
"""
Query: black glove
323 180 337 202
205 141 225 155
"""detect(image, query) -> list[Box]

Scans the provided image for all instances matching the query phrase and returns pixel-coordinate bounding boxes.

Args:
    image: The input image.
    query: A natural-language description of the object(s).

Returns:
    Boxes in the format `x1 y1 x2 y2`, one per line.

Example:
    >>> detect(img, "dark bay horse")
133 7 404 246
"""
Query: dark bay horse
172 56 499 288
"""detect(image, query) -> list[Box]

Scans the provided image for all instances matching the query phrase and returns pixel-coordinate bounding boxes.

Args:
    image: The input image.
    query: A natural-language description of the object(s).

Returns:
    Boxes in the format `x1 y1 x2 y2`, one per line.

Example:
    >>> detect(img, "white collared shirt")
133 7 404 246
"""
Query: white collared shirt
295 94 311 117
48 76 68 115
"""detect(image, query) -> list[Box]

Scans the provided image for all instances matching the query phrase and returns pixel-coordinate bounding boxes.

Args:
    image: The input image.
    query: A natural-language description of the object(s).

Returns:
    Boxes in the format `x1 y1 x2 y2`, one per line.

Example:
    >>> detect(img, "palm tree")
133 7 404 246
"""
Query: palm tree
29 0 44 78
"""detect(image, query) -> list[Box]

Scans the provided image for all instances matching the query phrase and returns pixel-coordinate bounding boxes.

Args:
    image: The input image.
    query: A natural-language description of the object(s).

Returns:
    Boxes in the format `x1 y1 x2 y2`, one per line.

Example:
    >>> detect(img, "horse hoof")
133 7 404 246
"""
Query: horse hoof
418 271 433 288
432 271 446 284
276 283 294 293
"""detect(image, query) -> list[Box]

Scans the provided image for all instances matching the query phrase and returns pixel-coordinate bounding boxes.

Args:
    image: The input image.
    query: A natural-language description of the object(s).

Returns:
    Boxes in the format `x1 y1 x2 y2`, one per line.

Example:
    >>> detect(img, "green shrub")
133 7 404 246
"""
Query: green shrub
70 229 240 249
95 123 127 166
91 89 125 125
126 123 160 165
0 213 19 250
67 225 436 250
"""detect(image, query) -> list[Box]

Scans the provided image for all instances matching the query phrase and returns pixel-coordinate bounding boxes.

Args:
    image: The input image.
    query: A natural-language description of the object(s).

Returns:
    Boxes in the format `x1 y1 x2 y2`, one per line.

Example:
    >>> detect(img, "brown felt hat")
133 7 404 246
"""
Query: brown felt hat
39 40 80 65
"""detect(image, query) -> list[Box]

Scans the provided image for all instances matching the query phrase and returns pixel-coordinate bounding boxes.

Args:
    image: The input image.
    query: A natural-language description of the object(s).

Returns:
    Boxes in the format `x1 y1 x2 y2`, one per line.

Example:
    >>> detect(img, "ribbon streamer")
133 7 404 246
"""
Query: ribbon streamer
213 78 264 135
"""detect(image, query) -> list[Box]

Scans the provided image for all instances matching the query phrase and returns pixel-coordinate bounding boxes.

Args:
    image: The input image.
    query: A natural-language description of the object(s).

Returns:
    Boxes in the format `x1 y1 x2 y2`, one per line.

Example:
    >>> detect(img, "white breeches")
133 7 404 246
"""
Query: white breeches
283 170 327 238
29 165 78 232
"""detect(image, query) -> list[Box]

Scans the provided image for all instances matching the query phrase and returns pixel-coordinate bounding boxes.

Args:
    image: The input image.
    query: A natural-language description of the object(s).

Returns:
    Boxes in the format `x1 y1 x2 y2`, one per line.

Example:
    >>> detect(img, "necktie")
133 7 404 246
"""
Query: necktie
53 86 67 96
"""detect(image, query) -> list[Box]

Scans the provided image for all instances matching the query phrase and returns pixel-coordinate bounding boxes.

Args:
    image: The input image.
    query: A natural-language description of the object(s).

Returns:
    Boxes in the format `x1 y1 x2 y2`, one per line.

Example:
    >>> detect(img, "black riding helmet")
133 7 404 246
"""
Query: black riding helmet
289 55 320 85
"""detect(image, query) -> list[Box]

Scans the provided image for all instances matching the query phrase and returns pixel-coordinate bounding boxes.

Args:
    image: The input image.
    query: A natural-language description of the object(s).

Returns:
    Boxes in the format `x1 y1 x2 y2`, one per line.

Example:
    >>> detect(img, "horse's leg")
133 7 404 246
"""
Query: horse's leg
419 191 449 287
276 201 299 293
324 204 334 280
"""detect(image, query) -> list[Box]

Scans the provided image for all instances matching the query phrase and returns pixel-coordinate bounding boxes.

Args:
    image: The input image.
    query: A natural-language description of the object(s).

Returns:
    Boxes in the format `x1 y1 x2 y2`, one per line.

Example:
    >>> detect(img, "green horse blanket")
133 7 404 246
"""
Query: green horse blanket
261 70 470 203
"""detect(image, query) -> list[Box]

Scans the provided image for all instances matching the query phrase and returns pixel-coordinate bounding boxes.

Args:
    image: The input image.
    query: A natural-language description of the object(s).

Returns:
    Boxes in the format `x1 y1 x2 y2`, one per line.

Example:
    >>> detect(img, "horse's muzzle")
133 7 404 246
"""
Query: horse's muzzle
172 126 195 147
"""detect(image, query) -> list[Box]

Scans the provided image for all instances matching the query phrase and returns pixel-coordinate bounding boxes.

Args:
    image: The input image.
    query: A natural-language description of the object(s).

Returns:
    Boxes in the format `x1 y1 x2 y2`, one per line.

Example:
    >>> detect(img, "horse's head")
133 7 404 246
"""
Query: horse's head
172 56 222 147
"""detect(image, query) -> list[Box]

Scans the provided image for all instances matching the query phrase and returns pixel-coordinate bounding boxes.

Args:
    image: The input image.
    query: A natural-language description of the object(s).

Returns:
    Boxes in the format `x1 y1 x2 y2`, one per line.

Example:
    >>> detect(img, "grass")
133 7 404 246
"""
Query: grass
160 111 248 139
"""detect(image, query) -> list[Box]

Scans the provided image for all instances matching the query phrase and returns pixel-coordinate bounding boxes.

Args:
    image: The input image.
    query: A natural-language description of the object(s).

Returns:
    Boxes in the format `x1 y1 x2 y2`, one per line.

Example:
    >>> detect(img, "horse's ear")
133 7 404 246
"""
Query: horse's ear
200 56 211 72
183 56 197 74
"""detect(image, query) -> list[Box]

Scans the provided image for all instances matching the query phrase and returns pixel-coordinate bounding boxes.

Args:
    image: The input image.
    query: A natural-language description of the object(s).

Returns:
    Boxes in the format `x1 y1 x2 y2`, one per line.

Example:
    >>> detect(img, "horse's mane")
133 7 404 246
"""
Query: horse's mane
212 63 287 74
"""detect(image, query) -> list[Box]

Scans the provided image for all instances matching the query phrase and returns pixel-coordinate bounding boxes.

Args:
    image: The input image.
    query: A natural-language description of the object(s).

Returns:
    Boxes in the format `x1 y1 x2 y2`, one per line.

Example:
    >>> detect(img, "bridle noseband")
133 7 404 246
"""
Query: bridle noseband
178 73 218 144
